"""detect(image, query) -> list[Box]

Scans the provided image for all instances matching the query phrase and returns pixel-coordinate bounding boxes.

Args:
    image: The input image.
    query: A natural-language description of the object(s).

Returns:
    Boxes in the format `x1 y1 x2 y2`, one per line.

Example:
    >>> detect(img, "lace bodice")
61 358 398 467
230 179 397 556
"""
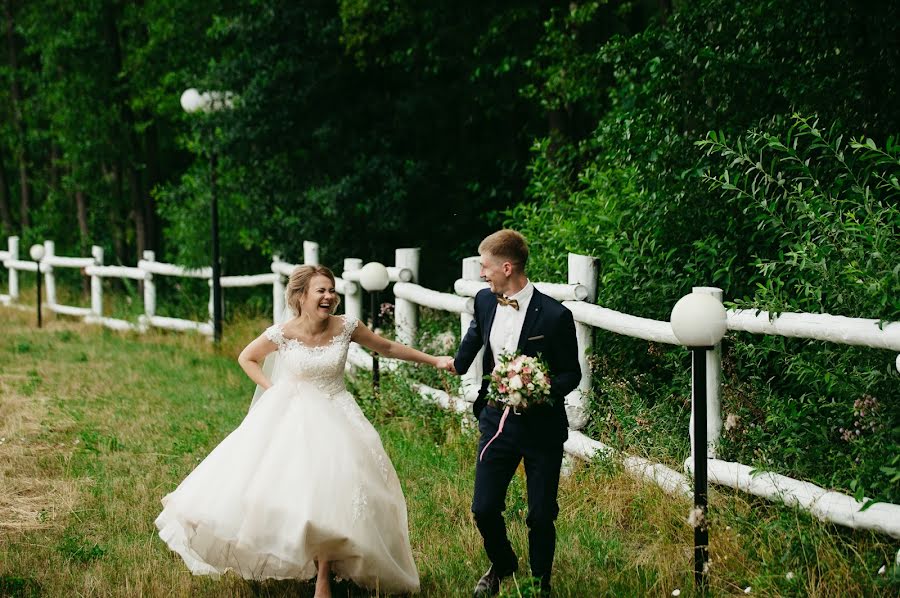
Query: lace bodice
265 315 359 396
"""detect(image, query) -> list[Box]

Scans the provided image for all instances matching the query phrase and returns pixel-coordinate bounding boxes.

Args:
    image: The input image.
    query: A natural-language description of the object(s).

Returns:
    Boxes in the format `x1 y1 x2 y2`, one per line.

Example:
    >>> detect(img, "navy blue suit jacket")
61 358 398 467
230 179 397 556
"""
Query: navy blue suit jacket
454 287 581 443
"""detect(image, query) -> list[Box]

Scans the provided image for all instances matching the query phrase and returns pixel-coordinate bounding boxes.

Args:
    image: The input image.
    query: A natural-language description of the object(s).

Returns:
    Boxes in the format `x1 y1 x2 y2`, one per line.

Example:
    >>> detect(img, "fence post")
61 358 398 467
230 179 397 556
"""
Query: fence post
692 286 724 458
142 251 156 329
343 258 363 321
90 246 104 318
43 240 56 308
460 256 483 402
272 255 286 323
566 253 598 430
303 241 319 266
394 247 420 346
8 236 19 300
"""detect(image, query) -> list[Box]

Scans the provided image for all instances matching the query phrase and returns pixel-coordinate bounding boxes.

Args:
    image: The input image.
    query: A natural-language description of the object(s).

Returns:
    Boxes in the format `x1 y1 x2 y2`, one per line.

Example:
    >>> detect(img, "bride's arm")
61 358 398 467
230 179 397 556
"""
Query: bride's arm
238 334 278 389
352 322 452 369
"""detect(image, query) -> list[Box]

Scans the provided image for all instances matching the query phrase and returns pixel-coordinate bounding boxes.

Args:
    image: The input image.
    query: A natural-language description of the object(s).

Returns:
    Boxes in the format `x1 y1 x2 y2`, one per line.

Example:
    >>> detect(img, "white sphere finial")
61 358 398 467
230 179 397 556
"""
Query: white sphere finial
29 244 45 261
670 292 727 347
180 88 203 113
359 262 390 291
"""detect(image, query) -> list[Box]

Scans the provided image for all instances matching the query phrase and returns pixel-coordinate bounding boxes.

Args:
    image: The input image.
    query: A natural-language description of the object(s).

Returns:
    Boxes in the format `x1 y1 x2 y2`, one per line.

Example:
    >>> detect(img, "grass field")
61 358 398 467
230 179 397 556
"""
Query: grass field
1 307 897 597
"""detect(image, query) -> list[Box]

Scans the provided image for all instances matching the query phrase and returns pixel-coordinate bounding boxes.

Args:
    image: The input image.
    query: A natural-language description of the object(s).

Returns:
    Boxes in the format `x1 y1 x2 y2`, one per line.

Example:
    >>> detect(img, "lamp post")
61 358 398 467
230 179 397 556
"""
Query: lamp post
180 87 233 344
359 262 390 394
670 292 727 593
29 244 45 328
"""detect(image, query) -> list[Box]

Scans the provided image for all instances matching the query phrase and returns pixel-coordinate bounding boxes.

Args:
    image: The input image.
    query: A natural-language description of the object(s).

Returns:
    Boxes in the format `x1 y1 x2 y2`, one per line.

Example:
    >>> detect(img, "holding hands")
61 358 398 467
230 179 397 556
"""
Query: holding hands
434 356 457 374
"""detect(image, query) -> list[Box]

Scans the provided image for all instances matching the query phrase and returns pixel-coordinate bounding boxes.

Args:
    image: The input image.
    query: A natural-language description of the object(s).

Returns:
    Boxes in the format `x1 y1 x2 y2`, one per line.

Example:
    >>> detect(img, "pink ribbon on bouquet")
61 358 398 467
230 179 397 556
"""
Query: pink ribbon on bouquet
479 405 511 462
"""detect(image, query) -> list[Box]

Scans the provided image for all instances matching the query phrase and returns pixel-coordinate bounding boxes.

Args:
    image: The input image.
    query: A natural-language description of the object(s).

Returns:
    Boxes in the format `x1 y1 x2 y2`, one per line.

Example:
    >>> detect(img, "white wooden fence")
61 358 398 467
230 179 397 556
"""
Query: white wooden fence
2 234 899 539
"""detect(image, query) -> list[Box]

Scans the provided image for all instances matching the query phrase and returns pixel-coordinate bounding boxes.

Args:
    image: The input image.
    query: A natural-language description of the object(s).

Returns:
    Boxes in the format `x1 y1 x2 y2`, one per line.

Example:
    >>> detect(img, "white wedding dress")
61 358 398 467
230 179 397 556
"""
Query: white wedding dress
155 315 420 593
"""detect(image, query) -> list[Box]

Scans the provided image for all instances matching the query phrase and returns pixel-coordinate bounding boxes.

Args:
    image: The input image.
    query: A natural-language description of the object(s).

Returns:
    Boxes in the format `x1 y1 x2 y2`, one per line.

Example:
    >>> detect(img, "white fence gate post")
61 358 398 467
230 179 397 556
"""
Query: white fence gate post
342 258 363 321
566 253 598 430
8 236 19 300
272 255 286 323
460 256 483 402
43 240 56 308
91 246 104 317
142 251 156 328
303 241 319 266
692 286 724 458
395 248 420 346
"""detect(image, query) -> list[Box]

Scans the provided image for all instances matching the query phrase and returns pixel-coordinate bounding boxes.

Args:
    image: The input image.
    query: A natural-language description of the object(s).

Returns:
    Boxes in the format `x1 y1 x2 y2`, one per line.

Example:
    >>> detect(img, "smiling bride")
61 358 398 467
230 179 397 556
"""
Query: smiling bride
155 264 454 597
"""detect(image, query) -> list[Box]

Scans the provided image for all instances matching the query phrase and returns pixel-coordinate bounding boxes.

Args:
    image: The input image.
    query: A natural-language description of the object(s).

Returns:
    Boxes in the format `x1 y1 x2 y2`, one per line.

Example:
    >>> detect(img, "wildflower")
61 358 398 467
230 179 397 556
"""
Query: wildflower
671 590 681 597
744 587 752 594
687 507 705 529
878 565 886 575
434 331 456 352
724 413 740 431
786 572 795 580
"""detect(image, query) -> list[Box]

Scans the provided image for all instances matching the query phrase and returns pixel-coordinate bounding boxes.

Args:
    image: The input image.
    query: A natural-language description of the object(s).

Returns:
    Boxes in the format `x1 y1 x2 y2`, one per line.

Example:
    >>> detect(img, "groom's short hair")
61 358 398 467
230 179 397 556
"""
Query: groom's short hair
479 229 528 273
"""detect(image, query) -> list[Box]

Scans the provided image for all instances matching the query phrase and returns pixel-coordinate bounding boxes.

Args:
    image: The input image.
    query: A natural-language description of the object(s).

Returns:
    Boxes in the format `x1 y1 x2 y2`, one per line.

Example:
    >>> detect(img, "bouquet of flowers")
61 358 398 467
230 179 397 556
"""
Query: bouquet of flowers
487 351 553 412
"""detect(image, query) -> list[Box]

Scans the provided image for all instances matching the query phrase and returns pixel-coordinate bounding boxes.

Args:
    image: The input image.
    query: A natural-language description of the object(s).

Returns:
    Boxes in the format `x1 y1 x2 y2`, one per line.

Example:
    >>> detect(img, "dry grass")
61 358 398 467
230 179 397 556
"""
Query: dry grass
0 306 897 597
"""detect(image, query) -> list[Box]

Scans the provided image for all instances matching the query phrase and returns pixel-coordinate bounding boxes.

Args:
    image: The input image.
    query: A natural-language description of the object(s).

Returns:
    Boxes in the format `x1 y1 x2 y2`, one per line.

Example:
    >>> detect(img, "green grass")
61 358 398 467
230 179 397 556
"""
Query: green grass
0 307 897 597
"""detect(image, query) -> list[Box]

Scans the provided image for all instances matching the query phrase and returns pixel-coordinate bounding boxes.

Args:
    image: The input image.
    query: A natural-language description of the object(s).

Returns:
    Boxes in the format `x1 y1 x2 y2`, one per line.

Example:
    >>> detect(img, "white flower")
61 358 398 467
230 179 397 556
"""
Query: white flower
725 413 741 431
877 565 886 575
509 375 524 390
671 590 681 597
687 507 705 528
744 586 751 594
785 572 795 580
435 331 456 352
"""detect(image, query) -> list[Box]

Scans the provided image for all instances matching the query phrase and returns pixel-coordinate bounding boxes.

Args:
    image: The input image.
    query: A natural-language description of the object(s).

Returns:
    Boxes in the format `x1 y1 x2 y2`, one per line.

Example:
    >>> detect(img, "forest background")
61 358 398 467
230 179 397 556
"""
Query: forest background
1 0 898 506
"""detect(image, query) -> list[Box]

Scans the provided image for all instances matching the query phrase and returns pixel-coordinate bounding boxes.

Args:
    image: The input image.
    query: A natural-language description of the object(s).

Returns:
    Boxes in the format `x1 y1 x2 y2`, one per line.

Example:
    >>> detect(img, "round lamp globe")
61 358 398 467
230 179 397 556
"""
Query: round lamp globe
670 292 727 347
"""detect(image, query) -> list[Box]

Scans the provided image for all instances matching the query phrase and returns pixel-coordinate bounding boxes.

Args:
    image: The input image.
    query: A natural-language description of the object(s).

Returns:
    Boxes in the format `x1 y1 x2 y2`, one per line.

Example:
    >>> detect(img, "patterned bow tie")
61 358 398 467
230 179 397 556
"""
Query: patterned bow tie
496 294 519 310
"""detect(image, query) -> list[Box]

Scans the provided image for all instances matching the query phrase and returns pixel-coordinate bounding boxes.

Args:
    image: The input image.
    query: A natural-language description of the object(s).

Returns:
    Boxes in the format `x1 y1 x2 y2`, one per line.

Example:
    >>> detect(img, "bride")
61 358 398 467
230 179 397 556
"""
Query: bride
155 264 453 596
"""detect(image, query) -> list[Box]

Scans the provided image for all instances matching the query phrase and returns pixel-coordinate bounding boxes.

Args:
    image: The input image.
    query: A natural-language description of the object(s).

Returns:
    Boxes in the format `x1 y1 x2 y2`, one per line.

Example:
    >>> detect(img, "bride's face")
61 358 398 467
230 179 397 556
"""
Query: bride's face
301 274 338 320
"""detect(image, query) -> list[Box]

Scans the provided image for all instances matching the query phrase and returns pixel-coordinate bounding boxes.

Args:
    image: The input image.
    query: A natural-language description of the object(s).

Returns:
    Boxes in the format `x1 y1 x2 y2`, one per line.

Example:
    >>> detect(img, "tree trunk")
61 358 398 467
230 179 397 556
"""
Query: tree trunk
0 145 13 233
75 187 90 295
111 159 126 264
129 166 146 259
49 143 60 191
105 4 149 263
5 0 31 229
144 124 161 251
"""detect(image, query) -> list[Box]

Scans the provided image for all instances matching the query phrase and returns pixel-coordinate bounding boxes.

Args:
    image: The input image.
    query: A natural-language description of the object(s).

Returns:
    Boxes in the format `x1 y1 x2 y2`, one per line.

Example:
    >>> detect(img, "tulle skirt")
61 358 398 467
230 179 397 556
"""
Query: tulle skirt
155 380 420 593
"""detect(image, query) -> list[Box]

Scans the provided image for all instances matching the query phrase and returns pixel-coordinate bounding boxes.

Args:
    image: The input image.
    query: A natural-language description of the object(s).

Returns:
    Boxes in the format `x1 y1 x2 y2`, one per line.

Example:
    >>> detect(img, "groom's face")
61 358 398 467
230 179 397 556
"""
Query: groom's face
479 252 511 295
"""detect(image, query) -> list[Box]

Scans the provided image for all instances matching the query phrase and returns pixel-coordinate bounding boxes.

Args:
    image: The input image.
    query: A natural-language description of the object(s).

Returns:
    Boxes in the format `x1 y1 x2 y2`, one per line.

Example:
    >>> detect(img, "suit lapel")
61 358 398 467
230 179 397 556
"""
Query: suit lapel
517 289 543 351
483 294 498 370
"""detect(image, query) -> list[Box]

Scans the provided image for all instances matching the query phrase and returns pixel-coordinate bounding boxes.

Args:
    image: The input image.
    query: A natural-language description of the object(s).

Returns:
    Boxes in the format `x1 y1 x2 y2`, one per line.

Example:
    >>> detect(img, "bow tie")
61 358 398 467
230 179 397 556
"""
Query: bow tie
496 294 519 310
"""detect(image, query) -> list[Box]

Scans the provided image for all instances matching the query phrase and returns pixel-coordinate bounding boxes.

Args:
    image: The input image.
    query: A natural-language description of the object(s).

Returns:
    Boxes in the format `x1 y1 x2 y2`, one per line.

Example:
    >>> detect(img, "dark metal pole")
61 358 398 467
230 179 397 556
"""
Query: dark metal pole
371 290 380 394
35 263 42 328
692 347 709 592
210 151 222 344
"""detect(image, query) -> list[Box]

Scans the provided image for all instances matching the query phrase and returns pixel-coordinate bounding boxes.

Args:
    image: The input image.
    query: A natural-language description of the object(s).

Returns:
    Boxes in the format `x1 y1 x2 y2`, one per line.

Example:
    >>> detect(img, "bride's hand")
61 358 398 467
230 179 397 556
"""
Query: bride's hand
434 356 456 373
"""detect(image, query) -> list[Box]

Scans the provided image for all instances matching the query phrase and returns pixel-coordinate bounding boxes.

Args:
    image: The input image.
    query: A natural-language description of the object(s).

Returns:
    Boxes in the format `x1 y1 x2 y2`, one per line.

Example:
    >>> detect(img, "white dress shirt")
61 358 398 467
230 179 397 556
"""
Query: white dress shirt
489 280 535 367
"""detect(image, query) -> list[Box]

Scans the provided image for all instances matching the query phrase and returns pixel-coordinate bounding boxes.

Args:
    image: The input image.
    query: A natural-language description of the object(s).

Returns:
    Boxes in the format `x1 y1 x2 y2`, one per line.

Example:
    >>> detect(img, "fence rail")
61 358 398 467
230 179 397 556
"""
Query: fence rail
2 234 898 539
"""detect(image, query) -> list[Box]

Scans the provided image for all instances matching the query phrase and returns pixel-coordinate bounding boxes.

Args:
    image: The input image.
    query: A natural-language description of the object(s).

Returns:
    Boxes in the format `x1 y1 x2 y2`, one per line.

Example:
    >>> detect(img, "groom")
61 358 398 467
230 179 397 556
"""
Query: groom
450 229 581 597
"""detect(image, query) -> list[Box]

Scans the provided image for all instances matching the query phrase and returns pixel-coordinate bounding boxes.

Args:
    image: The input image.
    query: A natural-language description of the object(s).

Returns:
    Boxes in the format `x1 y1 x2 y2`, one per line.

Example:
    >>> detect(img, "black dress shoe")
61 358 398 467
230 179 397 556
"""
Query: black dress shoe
538 580 552 597
472 564 516 597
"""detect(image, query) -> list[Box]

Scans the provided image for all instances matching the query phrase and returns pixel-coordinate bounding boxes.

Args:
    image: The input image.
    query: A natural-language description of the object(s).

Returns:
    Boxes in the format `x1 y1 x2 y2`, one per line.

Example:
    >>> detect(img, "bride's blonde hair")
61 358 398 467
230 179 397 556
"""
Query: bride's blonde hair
286 265 341 316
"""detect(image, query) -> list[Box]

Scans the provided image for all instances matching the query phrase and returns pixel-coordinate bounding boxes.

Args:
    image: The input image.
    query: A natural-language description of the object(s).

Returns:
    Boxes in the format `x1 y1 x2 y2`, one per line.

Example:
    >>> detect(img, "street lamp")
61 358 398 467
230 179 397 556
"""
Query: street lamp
180 87 234 344
29 244 45 328
670 291 727 592
359 262 390 394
